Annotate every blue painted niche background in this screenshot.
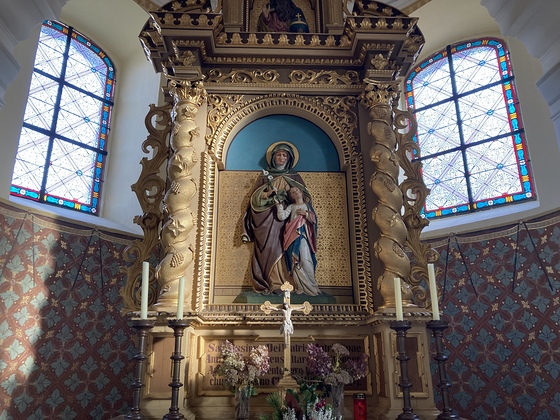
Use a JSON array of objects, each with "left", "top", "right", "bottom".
[{"left": 225, "top": 115, "right": 340, "bottom": 171}]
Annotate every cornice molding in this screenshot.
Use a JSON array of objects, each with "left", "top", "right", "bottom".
[
  {"left": 0, "top": 0, "right": 66, "bottom": 48},
  {"left": 140, "top": 11, "right": 424, "bottom": 82}
]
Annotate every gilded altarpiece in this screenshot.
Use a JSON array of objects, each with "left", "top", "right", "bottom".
[
  {"left": 130, "top": 0, "right": 432, "bottom": 321},
  {"left": 197, "top": 93, "right": 373, "bottom": 319},
  {"left": 130, "top": 1, "right": 438, "bottom": 418}
]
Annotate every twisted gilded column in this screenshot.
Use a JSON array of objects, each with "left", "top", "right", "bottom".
[
  {"left": 154, "top": 79, "right": 206, "bottom": 313},
  {"left": 359, "top": 79, "right": 413, "bottom": 310}
]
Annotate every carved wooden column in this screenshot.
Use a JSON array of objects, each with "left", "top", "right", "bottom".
[
  {"left": 323, "top": 0, "right": 344, "bottom": 34},
  {"left": 222, "top": 0, "right": 242, "bottom": 32},
  {"left": 394, "top": 105, "right": 439, "bottom": 296},
  {"left": 359, "top": 79, "right": 413, "bottom": 310},
  {"left": 154, "top": 79, "right": 206, "bottom": 313}
]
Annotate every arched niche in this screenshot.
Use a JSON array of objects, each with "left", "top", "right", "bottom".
[
  {"left": 225, "top": 115, "right": 339, "bottom": 171},
  {"left": 206, "top": 94, "right": 354, "bottom": 171}
]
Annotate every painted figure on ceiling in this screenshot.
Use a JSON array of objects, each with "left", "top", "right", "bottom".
[
  {"left": 242, "top": 142, "right": 320, "bottom": 296},
  {"left": 257, "top": 0, "right": 309, "bottom": 33}
]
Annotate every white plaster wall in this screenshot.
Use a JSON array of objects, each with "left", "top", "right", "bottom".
[
  {"left": 0, "top": 26, "right": 39, "bottom": 200},
  {"left": 0, "top": 0, "right": 67, "bottom": 107},
  {"left": 0, "top": 0, "right": 161, "bottom": 234},
  {"left": 99, "top": 61, "right": 164, "bottom": 232},
  {"left": 412, "top": 0, "right": 560, "bottom": 239}
]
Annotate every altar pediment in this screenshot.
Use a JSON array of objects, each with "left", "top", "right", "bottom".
[{"left": 139, "top": 0, "right": 424, "bottom": 82}]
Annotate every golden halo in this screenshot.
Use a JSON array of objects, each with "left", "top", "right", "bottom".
[{"left": 265, "top": 141, "right": 300, "bottom": 168}]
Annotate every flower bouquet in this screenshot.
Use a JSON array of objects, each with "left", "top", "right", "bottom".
[
  {"left": 215, "top": 340, "right": 270, "bottom": 419},
  {"left": 306, "top": 343, "right": 368, "bottom": 418},
  {"left": 306, "top": 343, "right": 368, "bottom": 386}
]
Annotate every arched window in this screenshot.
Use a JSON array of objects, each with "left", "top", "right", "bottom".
[
  {"left": 406, "top": 38, "right": 534, "bottom": 220},
  {"left": 10, "top": 20, "right": 115, "bottom": 215}
]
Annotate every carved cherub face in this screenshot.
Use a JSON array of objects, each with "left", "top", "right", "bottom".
[{"left": 288, "top": 186, "right": 304, "bottom": 203}]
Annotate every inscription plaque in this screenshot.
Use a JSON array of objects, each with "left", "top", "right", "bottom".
[{"left": 196, "top": 336, "right": 371, "bottom": 395}]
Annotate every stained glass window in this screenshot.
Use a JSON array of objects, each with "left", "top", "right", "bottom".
[
  {"left": 11, "top": 20, "right": 115, "bottom": 215},
  {"left": 406, "top": 38, "right": 534, "bottom": 220}
]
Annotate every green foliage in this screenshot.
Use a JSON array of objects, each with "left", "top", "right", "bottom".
[
  {"left": 258, "top": 380, "right": 330, "bottom": 420},
  {"left": 287, "top": 381, "right": 318, "bottom": 413},
  {"left": 259, "top": 392, "right": 284, "bottom": 420}
]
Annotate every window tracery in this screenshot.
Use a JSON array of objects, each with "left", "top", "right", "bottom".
[
  {"left": 11, "top": 20, "right": 115, "bottom": 215},
  {"left": 406, "top": 38, "right": 534, "bottom": 219}
]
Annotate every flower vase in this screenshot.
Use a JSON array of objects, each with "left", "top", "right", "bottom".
[
  {"left": 235, "top": 385, "right": 251, "bottom": 420},
  {"left": 331, "top": 383, "right": 344, "bottom": 419}
]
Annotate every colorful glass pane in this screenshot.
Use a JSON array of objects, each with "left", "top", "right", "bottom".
[
  {"left": 458, "top": 88, "right": 510, "bottom": 143},
  {"left": 58, "top": 85, "right": 103, "bottom": 147},
  {"left": 415, "top": 101, "right": 461, "bottom": 154},
  {"left": 45, "top": 139, "right": 97, "bottom": 203},
  {"left": 23, "top": 72, "right": 58, "bottom": 129},
  {"left": 66, "top": 38, "right": 107, "bottom": 97},
  {"left": 406, "top": 38, "right": 535, "bottom": 219},
  {"left": 423, "top": 151, "right": 468, "bottom": 210},
  {"left": 11, "top": 128, "right": 50, "bottom": 195},
  {"left": 34, "top": 23, "right": 67, "bottom": 78},
  {"left": 466, "top": 139, "right": 521, "bottom": 199},
  {"left": 407, "top": 51, "right": 451, "bottom": 109},
  {"left": 452, "top": 45, "right": 502, "bottom": 93},
  {"left": 10, "top": 20, "right": 114, "bottom": 215}
]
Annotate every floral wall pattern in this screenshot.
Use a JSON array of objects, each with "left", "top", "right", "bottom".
[
  {"left": 0, "top": 201, "right": 138, "bottom": 420},
  {"left": 1, "top": 197, "right": 560, "bottom": 419},
  {"left": 428, "top": 212, "right": 560, "bottom": 420}
]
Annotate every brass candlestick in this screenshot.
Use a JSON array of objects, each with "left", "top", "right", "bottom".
[
  {"left": 162, "top": 318, "right": 191, "bottom": 420},
  {"left": 125, "top": 318, "right": 156, "bottom": 420},
  {"left": 390, "top": 320, "right": 420, "bottom": 420},
  {"left": 427, "top": 320, "right": 459, "bottom": 420}
]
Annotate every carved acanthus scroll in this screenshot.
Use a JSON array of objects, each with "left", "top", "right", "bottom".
[
  {"left": 395, "top": 107, "right": 438, "bottom": 306},
  {"left": 122, "top": 104, "right": 172, "bottom": 313}
]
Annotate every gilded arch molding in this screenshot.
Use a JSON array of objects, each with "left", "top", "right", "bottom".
[
  {"left": 196, "top": 93, "right": 374, "bottom": 321},
  {"left": 205, "top": 93, "right": 359, "bottom": 169}
]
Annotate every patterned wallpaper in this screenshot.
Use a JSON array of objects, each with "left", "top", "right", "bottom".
[
  {"left": 0, "top": 202, "right": 137, "bottom": 419},
  {"left": 1, "top": 198, "right": 559, "bottom": 419},
  {"left": 428, "top": 212, "right": 560, "bottom": 420}
]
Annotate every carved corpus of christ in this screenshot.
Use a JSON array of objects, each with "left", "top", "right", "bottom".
[{"left": 260, "top": 282, "right": 313, "bottom": 378}]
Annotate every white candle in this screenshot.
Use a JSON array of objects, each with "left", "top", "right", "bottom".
[
  {"left": 141, "top": 261, "right": 149, "bottom": 319},
  {"left": 177, "top": 277, "right": 185, "bottom": 320},
  {"left": 394, "top": 277, "right": 403, "bottom": 321},
  {"left": 428, "top": 263, "right": 440, "bottom": 320}
]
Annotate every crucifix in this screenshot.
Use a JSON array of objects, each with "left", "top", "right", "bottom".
[{"left": 260, "top": 282, "right": 312, "bottom": 384}]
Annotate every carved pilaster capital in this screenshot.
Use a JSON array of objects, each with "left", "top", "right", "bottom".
[
  {"left": 359, "top": 78, "right": 400, "bottom": 109},
  {"left": 168, "top": 79, "right": 207, "bottom": 107}
]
